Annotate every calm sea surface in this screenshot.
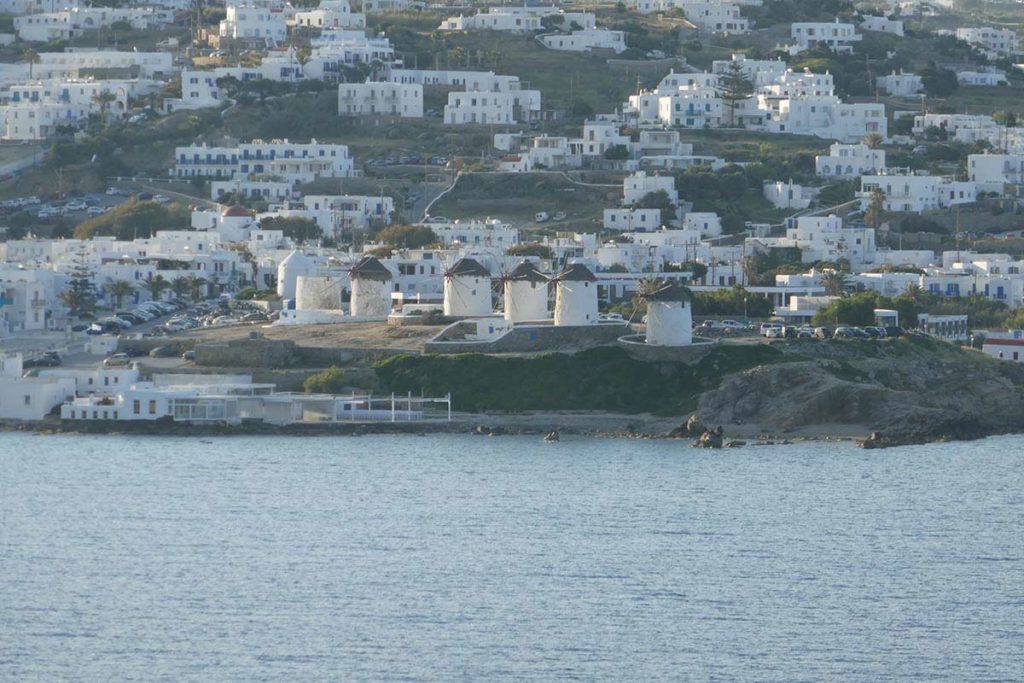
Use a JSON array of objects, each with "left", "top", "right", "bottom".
[{"left": 1, "top": 433, "right": 1022, "bottom": 681}]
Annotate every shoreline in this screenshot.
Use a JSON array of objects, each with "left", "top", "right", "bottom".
[
  {"left": 2, "top": 412, "right": 1017, "bottom": 449},
  {"left": 0, "top": 412, "right": 907, "bottom": 447}
]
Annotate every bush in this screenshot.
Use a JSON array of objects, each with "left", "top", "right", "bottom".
[{"left": 303, "top": 366, "right": 347, "bottom": 393}]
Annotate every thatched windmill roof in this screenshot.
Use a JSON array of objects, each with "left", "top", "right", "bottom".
[
  {"left": 552, "top": 262, "right": 596, "bottom": 283},
  {"left": 446, "top": 257, "right": 490, "bottom": 278},
  {"left": 349, "top": 256, "right": 392, "bottom": 281},
  {"left": 507, "top": 260, "right": 548, "bottom": 283}
]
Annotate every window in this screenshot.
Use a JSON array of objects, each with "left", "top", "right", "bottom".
[
  {"left": 149, "top": 400, "right": 156, "bottom": 414},
  {"left": 24, "top": 395, "right": 30, "bottom": 406}
]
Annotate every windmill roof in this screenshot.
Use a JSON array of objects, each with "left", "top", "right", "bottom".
[
  {"left": 554, "top": 263, "right": 596, "bottom": 282},
  {"left": 223, "top": 205, "right": 251, "bottom": 217},
  {"left": 509, "top": 260, "right": 547, "bottom": 283},
  {"left": 643, "top": 281, "right": 691, "bottom": 302},
  {"left": 349, "top": 256, "right": 392, "bottom": 281},
  {"left": 447, "top": 257, "right": 490, "bottom": 278}
]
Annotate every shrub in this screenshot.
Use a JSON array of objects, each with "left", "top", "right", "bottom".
[{"left": 303, "top": 366, "right": 347, "bottom": 393}]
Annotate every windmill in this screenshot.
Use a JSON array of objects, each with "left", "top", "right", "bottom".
[
  {"left": 635, "top": 278, "right": 693, "bottom": 346},
  {"left": 295, "top": 275, "right": 344, "bottom": 311},
  {"left": 499, "top": 260, "right": 550, "bottom": 323},
  {"left": 349, "top": 256, "right": 393, "bottom": 317},
  {"left": 551, "top": 262, "right": 598, "bottom": 326},
  {"left": 443, "top": 257, "right": 492, "bottom": 317}
]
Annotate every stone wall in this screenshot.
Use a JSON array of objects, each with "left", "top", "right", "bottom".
[
  {"left": 195, "top": 338, "right": 298, "bottom": 367},
  {"left": 424, "top": 323, "right": 628, "bottom": 354},
  {"left": 616, "top": 335, "right": 718, "bottom": 363}
]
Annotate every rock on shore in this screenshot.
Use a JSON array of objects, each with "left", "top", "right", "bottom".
[{"left": 696, "top": 338, "right": 1024, "bottom": 447}]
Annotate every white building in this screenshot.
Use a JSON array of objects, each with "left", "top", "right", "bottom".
[
  {"left": 815, "top": 142, "right": 886, "bottom": 177},
  {"left": 604, "top": 208, "right": 663, "bottom": 232},
  {"left": 677, "top": 1, "right": 749, "bottom": 34},
  {"left": 292, "top": 0, "right": 365, "bottom": 29},
  {"left": 967, "top": 153, "right": 1024, "bottom": 193},
  {"left": 219, "top": 3, "right": 288, "bottom": 46},
  {"left": 859, "top": 15, "right": 904, "bottom": 36},
  {"left": 763, "top": 180, "right": 817, "bottom": 210},
  {"left": 0, "top": 353, "right": 75, "bottom": 420},
  {"left": 540, "top": 29, "right": 627, "bottom": 54},
  {"left": 790, "top": 21, "right": 862, "bottom": 54},
  {"left": 956, "top": 70, "right": 1008, "bottom": 87},
  {"left": 338, "top": 81, "right": 423, "bottom": 117},
  {"left": 173, "top": 139, "right": 354, "bottom": 184},
  {"left": 876, "top": 70, "right": 922, "bottom": 97},
  {"left": 623, "top": 171, "right": 678, "bottom": 206},
  {"left": 443, "top": 91, "right": 515, "bottom": 125},
  {"left": 439, "top": 7, "right": 595, "bottom": 33},
  {"left": 786, "top": 215, "right": 876, "bottom": 267},
  {"left": 424, "top": 219, "right": 518, "bottom": 248},
  {"left": 955, "top": 27, "right": 1020, "bottom": 58},
  {"left": 982, "top": 335, "right": 1024, "bottom": 363},
  {"left": 860, "top": 170, "right": 977, "bottom": 212},
  {"left": 0, "top": 50, "right": 174, "bottom": 86}
]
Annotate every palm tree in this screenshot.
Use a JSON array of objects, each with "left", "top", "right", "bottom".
[
  {"left": 106, "top": 278, "right": 135, "bottom": 309},
  {"left": 23, "top": 48, "right": 39, "bottom": 80},
  {"left": 863, "top": 132, "right": 884, "bottom": 150},
  {"left": 186, "top": 275, "right": 208, "bottom": 302},
  {"left": 170, "top": 276, "right": 192, "bottom": 300},
  {"left": 140, "top": 273, "right": 170, "bottom": 302},
  {"left": 92, "top": 89, "right": 117, "bottom": 122},
  {"left": 820, "top": 270, "right": 849, "bottom": 296}
]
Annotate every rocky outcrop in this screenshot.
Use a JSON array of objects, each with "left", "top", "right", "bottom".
[
  {"left": 693, "top": 426, "right": 724, "bottom": 448},
  {"left": 696, "top": 338, "right": 1024, "bottom": 447}
]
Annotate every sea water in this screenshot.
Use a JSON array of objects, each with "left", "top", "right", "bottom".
[{"left": 1, "top": 433, "right": 1022, "bottom": 681}]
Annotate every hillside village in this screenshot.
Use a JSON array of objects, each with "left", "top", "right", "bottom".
[{"left": 2, "top": 0, "right": 1024, "bottom": 433}]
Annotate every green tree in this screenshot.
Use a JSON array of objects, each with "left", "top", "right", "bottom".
[
  {"left": 106, "top": 278, "right": 135, "bottom": 309},
  {"left": 23, "top": 48, "right": 39, "bottom": 79},
  {"left": 813, "top": 292, "right": 877, "bottom": 326},
  {"left": 170, "top": 276, "right": 192, "bottom": 299},
  {"left": 820, "top": 270, "right": 849, "bottom": 295},
  {"left": 635, "top": 189, "right": 677, "bottom": 220},
  {"left": 259, "top": 216, "right": 323, "bottom": 244},
  {"left": 865, "top": 188, "right": 885, "bottom": 229},
  {"left": 186, "top": 274, "right": 208, "bottom": 302},
  {"left": 303, "top": 366, "right": 347, "bottom": 393},
  {"left": 140, "top": 273, "right": 170, "bottom": 302},
  {"left": 863, "top": 132, "right": 884, "bottom": 149},
  {"left": 59, "top": 247, "right": 97, "bottom": 317},
  {"left": 508, "top": 243, "right": 554, "bottom": 259},
  {"left": 92, "top": 89, "right": 117, "bottom": 122},
  {"left": 376, "top": 224, "right": 438, "bottom": 249},
  {"left": 718, "top": 60, "right": 754, "bottom": 128},
  {"left": 921, "top": 63, "right": 958, "bottom": 98}
]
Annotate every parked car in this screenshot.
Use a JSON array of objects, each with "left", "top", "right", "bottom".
[
  {"left": 182, "top": 350, "right": 196, "bottom": 361},
  {"left": 760, "top": 323, "right": 783, "bottom": 337},
  {"left": 863, "top": 326, "right": 887, "bottom": 338},
  {"left": 102, "top": 353, "right": 133, "bottom": 367},
  {"left": 149, "top": 346, "right": 177, "bottom": 358},
  {"left": 884, "top": 326, "right": 907, "bottom": 337},
  {"left": 23, "top": 351, "right": 61, "bottom": 368},
  {"left": 797, "top": 326, "right": 815, "bottom": 338},
  {"left": 813, "top": 326, "right": 833, "bottom": 340}
]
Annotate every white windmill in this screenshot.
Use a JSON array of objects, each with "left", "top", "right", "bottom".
[
  {"left": 501, "top": 260, "right": 550, "bottom": 323},
  {"left": 443, "top": 257, "right": 493, "bottom": 317},
  {"left": 552, "top": 262, "right": 598, "bottom": 326},
  {"left": 276, "top": 249, "right": 312, "bottom": 300},
  {"left": 295, "top": 275, "right": 344, "bottom": 311},
  {"left": 637, "top": 279, "right": 693, "bottom": 346},
  {"left": 349, "top": 256, "right": 393, "bottom": 317}
]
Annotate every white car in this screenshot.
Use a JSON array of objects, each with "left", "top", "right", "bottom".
[
  {"left": 760, "top": 323, "right": 782, "bottom": 337},
  {"left": 719, "top": 320, "right": 744, "bottom": 329}
]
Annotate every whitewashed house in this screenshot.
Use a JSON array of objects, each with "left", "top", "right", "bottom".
[
  {"left": 859, "top": 15, "right": 903, "bottom": 36},
  {"left": 604, "top": 208, "right": 663, "bottom": 232},
  {"left": 876, "top": 71, "right": 922, "bottom": 96},
  {"left": 338, "top": 81, "right": 423, "bottom": 117},
  {"left": 815, "top": 142, "right": 886, "bottom": 177},
  {"left": 968, "top": 153, "right": 1024, "bottom": 193},
  {"left": 860, "top": 170, "right": 977, "bottom": 212},
  {"left": 623, "top": 171, "right": 678, "bottom": 206},
  {"left": 540, "top": 29, "right": 627, "bottom": 53},
  {"left": 0, "top": 353, "right": 75, "bottom": 421},
  {"left": 956, "top": 70, "right": 1009, "bottom": 87},
  {"left": 219, "top": 3, "right": 288, "bottom": 46},
  {"left": 677, "top": 1, "right": 749, "bottom": 34},
  {"left": 790, "top": 21, "right": 861, "bottom": 54},
  {"left": 955, "top": 27, "right": 1020, "bottom": 58}
]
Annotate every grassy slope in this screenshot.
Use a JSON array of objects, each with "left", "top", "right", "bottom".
[{"left": 374, "top": 344, "right": 787, "bottom": 414}]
